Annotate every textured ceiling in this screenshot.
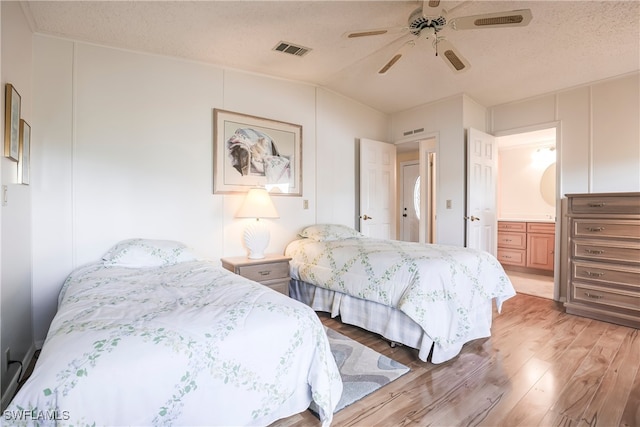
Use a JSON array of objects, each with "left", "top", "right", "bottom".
[{"left": 22, "top": 1, "right": 640, "bottom": 114}]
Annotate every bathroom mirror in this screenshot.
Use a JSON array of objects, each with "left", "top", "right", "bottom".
[{"left": 540, "top": 162, "right": 556, "bottom": 206}]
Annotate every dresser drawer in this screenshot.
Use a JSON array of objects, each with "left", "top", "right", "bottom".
[
  {"left": 572, "top": 283, "right": 640, "bottom": 313},
  {"left": 572, "top": 239, "right": 640, "bottom": 265},
  {"left": 527, "top": 222, "right": 555, "bottom": 234},
  {"left": 237, "top": 262, "right": 290, "bottom": 282},
  {"left": 572, "top": 219, "right": 640, "bottom": 240},
  {"left": 570, "top": 194, "right": 640, "bottom": 215},
  {"left": 498, "top": 221, "right": 526, "bottom": 232},
  {"left": 497, "top": 231, "right": 526, "bottom": 249},
  {"left": 497, "top": 248, "right": 526, "bottom": 267},
  {"left": 571, "top": 260, "right": 640, "bottom": 289}
]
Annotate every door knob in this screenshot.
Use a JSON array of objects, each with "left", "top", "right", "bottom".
[
  {"left": 464, "top": 216, "right": 480, "bottom": 221},
  {"left": 361, "top": 214, "right": 373, "bottom": 220}
]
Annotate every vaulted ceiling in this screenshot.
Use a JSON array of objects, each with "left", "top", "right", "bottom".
[{"left": 22, "top": 1, "right": 640, "bottom": 114}]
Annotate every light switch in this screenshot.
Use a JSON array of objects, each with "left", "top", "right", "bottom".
[
  {"left": 446, "top": 199, "right": 452, "bottom": 209},
  {"left": 2, "top": 185, "right": 7, "bottom": 206},
  {"left": 303, "top": 199, "right": 309, "bottom": 209}
]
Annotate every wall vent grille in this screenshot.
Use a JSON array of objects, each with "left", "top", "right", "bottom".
[
  {"left": 273, "top": 41, "right": 311, "bottom": 57},
  {"left": 403, "top": 128, "right": 425, "bottom": 137}
]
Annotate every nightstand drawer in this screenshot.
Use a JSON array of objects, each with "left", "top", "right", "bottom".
[
  {"left": 237, "top": 262, "right": 289, "bottom": 282},
  {"left": 264, "top": 279, "right": 290, "bottom": 296}
]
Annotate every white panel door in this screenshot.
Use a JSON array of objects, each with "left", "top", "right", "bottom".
[
  {"left": 360, "top": 138, "right": 397, "bottom": 239},
  {"left": 466, "top": 128, "right": 497, "bottom": 255},
  {"left": 401, "top": 161, "right": 420, "bottom": 242}
]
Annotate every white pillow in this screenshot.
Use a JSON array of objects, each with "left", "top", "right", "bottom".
[
  {"left": 299, "top": 224, "right": 364, "bottom": 241},
  {"left": 102, "top": 238, "right": 197, "bottom": 268}
]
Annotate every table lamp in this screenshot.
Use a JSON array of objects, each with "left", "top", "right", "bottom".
[{"left": 235, "top": 187, "right": 280, "bottom": 259}]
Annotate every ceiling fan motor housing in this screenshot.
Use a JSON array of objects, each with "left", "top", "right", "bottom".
[{"left": 409, "top": 7, "right": 446, "bottom": 36}]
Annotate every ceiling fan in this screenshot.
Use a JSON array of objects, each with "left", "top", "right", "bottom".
[{"left": 344, "top": 1, "right": 532, "bottom": 74}]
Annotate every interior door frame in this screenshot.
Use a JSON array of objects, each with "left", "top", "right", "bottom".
[
  {"left": 494, "top": 121, "right": 561, "bottom": 301},
  {"left": 395, "top": 133, "right": 438, "bottom": 244}
]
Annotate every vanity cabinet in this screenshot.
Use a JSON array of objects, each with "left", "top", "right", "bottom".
[
  {"left": 497, "top": 220, "right": 555, "bottom": 273},
  {"left": 564, "top": 192, "right": 640, "bottom": 329}
]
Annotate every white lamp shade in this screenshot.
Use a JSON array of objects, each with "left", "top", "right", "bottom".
[
  {"left": 236, "top": 188, "right": 279, "bottom": 259},
  {"left": 236, "top": 188, "right": 279, "bottom": 219}
]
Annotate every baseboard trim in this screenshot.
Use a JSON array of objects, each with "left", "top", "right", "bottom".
[{"left": 1, "top": 343, "right": 36, "bottom": 411}]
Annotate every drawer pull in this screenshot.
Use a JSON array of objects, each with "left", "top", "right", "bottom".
[
  {"left": 258, "top": 270, "right": 272, "bottom": 276},
  {"left": 584, "top": 271, "right": 605, "bottom": 277},
  {"left": 504, "top": 239, "right": 513, "bottom": 242},
  {"left": 502, "top": 255, "right": 512, "bottom": 259},
  {"left": 584, "top": 249, "right": 605, "bottom": 255},
  {"left": 586, "top": 227, "right": 605, "bottom": 232},
  {"left": 587, "top": 202, "right": 606, "bottom": 208},
  {"left": 584, "top": 292, "right": 603, "bottom": 299}
]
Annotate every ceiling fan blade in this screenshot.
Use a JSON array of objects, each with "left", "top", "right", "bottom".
[
  {"left": 422, "top": 0, "right": 444, "bottom": 17},
  {"left": 378, "top": 40, "right": 415, "bottom": 75},
  {"left": 450, "top": 9, "right": 532, "bottom": 30},
  {"left": 344, "top": 26, "right": 408, "bottom": 39},
  {"left": 435, "top": 39, "right": 470, "bottom": 73}
]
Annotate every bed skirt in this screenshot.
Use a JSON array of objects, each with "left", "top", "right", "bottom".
[{"left": 290, "top": 279, "right": 494, "bottom": 363}]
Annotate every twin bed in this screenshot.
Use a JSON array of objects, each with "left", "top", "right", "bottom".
[
  {"left": 7, "top": 239, "right": 341, "bottom": 426},
  {"left": 9, "top": 226, "right": 515, "bottom": 425},
  {"left": 285, "top": 224, "right": 516, "bottom": 364}
]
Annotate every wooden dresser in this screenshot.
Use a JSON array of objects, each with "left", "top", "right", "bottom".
[
  {"left": 497, "top": 220, "right": 555, "bottom": 273},
  {"left": 564, "top": 192, "right": 640, "bottom": 329}
]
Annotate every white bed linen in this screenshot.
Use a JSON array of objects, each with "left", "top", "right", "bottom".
[
  {"left": 286, "top": 237, "right": 516, "bottom": 363},
  {"left": 7, "top": 260, "right": 342, "bottom": 426}
]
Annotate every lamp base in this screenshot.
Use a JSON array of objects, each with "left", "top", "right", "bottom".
[{"left": 244, "top": 219, "right": 269, "bottom": 260}]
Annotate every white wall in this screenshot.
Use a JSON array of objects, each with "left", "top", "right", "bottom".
[
  {"left": 30, "top": 36, "right": 389, "bottom": 345},
  {"left": 1, "top": 1, "right": 35, "bottom": 407},
  {"left": 498, "top": 144, "right": 556, "bottom": 220},
  {"left": 391, "top": 95, "right": 488, "bottom": 246},
  {"left": 491, "top": 73, "right": 640, "bottom": 195},
  {"left": 316, "top": 88, "right": 390, "bottom": 227}
]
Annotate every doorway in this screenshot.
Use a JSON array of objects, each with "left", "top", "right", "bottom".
[
  {"left": 396, "top": 137, "right": 436, "bottom": 243},
  {"left": 496, "top": 126, "right": 557, "bottom": 300}
]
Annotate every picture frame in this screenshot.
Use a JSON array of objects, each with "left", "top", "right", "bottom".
[
  {"left": 19, "top": 119, "right": 31, "bottom": 185},
  {"left": 4, "top": 83, "right": 21, "bottom": 162},
  {"left": 213, "top": 109, "right": 302, "bottom": 195}
]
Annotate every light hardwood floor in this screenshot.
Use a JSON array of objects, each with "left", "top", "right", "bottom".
[{"left": 271, "top": 293, "right": 640, "bottom": 427}]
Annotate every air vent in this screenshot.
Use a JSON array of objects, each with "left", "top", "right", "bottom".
[
  {"left": 402, "top": 128, "right": 425, "bottom": 137},
  {"left": 273, "top": 41, "right": 311, "bottom": 57}
]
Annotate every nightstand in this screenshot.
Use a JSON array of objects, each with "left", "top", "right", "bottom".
[{"left": 220, "top": 254, "right": 292, "bottom": 296}]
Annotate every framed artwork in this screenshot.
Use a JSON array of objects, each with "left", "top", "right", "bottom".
[
  {"left": 213, "top": 109, "right": 302, "bottom": 195},
  {"left": 19, "top": 119, "right": 31, "bottom": 185},
  {"left": 4, "top": 83, "right": 21, "bottom": 162}
]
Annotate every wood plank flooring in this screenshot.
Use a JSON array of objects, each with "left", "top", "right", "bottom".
[{"left": 270, "top": 293, "right": 640, "bottom": 427}]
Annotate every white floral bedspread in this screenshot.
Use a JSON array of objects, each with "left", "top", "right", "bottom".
[
  {"left": 286, "top": 238, "right": 516, "bottom": 353},
  {"left": 7, "top": 261, "right": 342, "bottom": 426}
]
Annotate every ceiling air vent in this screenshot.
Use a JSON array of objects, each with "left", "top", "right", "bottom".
[{"left": 273, "top": 41, "right": 311, "bottom": 57}]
